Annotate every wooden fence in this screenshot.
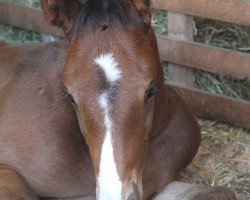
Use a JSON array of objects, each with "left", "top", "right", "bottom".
[{"left": 0, "top": 1, "right": 249, "bottom": 130}]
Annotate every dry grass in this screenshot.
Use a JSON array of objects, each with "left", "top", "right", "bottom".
[
  {"left": 0, "top": 24, "right": 41, "bottom": 44},
  {"left": 0, "top": 0, "right": 41, "bottom": 44},
  {"left": 0, "top": 0, "right": 40, "bottom": 7},
  {"left": 152, "top": 11, "right": 250, "bottom": 101},
  {"left": 181, "top": 120, "right": 250, "bottom": 200}
]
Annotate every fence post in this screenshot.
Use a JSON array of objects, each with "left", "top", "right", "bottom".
[{"left": 167, "top": 12, "right": 195, "bottom": 87}]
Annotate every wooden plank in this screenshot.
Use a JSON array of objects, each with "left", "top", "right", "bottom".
[
  {"left": 158, "top": 36, "right": 250, "bottom": 79},
  {"left": 167, "top": 12, "right": 195, "bottom": 87},
  {"left": 151, "top": 0, "right": 250, "bottom": 27},
  {"left": 167, "top": 84, "right": 250, "bottom": 130},
  {"left": 0, "top": 2, "right": 58, "bottom": 36}
]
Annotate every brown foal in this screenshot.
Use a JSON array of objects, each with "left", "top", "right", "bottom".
[{"left": 0, "top": 0, "right": 236, "bottom": 199}]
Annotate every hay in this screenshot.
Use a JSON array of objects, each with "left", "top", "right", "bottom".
[
  {"left": 152, "top": 10, "right": 250, "bottom": 101},
  {"left": 194, "top": 18, "right": 250, "bottom": 101},
  {"left": 180, "top": 119, "right": 250, "bottom": 200},
  {"left": 0, "top": 24, "right": 41, "bottom": 44},
  {"left": 195, "top": 70, "right": 250, "bottom": 101},
  {"left": 0, "top": 0, "right": 41, "bottom": 44},
  {"left": 0, "top": 0, "right": 40, "bottom": 7}
]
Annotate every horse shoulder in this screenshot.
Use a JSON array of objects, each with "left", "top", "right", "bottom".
[{"left": 143, "top": 86, "right": 201, "bottom": 198}]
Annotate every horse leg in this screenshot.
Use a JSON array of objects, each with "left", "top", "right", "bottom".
[
  {"left": 192, "top": 186, "right": 236, "bottom": 200},
  {"left": 153, "top": 181, "right": 236, "bottom": 200},
  {"left": 0, "top": 165, "right": 39, "bottom": 200},
  {"left": 143, "top": 89, "right": 201, "bottom": 198}
]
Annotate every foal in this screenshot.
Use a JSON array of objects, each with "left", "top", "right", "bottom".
[{"left": 0, "top": 0, "right": 235, "bottom": 199}]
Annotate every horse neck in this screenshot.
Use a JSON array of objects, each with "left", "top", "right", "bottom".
[
  {"left": 147, "top": 28, "right": 169, "bottom": 139},
  {"left": 149, "top": 64, "right": 169, "bottom": 139}
]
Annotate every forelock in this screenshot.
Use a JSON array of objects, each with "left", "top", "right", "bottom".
[{"left": 73, "top": 0, "right": 147, "bottom": 35}]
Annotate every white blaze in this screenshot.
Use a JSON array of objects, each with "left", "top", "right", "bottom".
[
  {"left": 94, "top": 53, "right": 122, "bottom": 83},
  {"left": 95, "top": 53, "right": 122, "bottom": 200}
]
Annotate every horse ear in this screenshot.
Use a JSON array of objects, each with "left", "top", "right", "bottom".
[
  {"left": 40, "top": 0, "right": 81, "bottom": 38},
  {"left": 133, "top": 0, "right": 151, "bottom": 24}
]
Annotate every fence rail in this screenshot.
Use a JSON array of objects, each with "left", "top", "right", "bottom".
[
  {"left": 151, "top": 0, "right": 250, "bottom": 26},
  {"left": 0, "top": 2, "right": 56, "bottom": 35},
  {"left": 169, "top": 84, "right": 250, "bottom": 130},
  {"left": 157, "top": 37, "right": 250, "bottom": 79},
  {"left": 0, "top": 1, "right": 249, "bottom": 130}
]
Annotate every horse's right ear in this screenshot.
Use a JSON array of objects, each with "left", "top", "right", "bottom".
[
  {"left": 40, "top": 0, "right": 81, "bottom": 38},
  {"left": 132, "top": 0, "right": 151, "bottom": 24}
]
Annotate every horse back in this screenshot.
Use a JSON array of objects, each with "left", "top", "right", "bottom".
[
  {"left": 0, "top": 41, "right": 95, "bottom": 197},
  {"left": 0, "top": 41, "right": 66, "bottom": 78}
]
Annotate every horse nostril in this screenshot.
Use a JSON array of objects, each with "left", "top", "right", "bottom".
[
  {"left": 127, "top": 194, "right": 142, "bottom": 200},
  {"left": 127, "top": 193, "right": 136, "bottom": 200},
  {"left": 126, "top": 182, "right": 142, "bottom": 200}
]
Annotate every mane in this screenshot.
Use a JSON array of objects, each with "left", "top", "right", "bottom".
[{"left": 73, "top": 0, "right": 144, "bottom": 34}]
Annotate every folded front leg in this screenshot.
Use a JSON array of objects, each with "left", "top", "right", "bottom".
[
  {"left": 193, "top": 185, "right": 236, "bottom": 200},
  {"left": 153, "top": 181, "right": 236, "bottom": 200},
  {"left": 0, "top": 164, "right": 39, "bottom": 200}
]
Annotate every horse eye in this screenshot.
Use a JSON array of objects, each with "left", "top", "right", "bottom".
[
  {"left": 144, "top": 83, "right": 157, "bottom": 103},
  {"left": 66, "top": 92, "right": 77, "bottom": 107}
]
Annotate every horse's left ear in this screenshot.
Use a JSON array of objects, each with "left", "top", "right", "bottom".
[
  {"left": 40, "top": 0, "right": 81, "bottom": 38},
  {"left": 133, "top": 0, "right": 151, "bottom": 24}
]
